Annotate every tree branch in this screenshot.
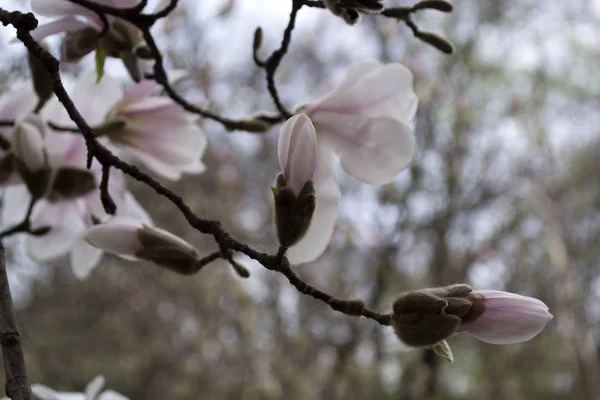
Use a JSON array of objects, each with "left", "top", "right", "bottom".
[{"left": 0, "top": 239, "right": 33, "bottom": 400}]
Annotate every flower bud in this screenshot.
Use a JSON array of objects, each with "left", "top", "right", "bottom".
[
  {"left": 412, "top": 0, "right": 454, "bottom": 12},
  {"left": 415, "top": 31, "right": 455, "bottom": 54},
  {"left": 48, "top": 168, "right": 96, "bottom": 201},
  {"left": 12, "top": 116, "right": 51, "bottom": 198},
  {"left": 85, "top": 218, "right": 204, "bottom": 275},
  {"left": 274, "top": 177, "right": 316, "bottom": 248},
  {"left": 27, "top": 44, "right": 53, "bottom": 111},
  {"left": 392, "top": 285, "right": 553, "bottom": 346},
  {"left": 275, "top": 114, "right": 318, "bottom": 248},
  {"left": 62, "top": 27, "right": 100, "bottom": 62},
  {"left": 253, "top": 27, "right": 263, "bottom": 52}
]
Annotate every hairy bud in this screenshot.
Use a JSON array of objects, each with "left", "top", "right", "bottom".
[
  {"left": 62, "top": 27, "right": 99, "bottom": 62},
  {"left": 27, "top": 44, "right": 53, "bottom": 111},
  {"left": 274, "top": 178, "right": 316, "bottom": 248},
  {"left": 48, "top": 168, "right": 96, "bottom": 201},
  {"left": 415, "top": 31, "right": 455, "bottom": 54},
  {"left": 412, "top": 0, "right": 454, "bottom": 12}
]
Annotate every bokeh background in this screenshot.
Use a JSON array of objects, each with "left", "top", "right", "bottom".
[{"left": 1, "top": 0, "right": 600, "bottom": 399}]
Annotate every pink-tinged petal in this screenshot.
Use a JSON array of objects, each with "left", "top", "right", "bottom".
[
  {"left": 119, "top": 97, "right": 175, "bottom": 115},
  {"left": 117, "top": 119, "right": 207, "bottom": 180},
  {"left": 278, "top": 114, "right": 317, "bottom": 194},
  {"left": 463, "top": 290, "right": 553, "bottom": 345},
  {"left": 114, "top": 80, "right": 160, "bottom": 111},
  {"left": 0, "top": 87, "right": 38, "bottom": 140},
  {"left": 84, "top": 217, "right": 144, "bottom": 256},
  {"left": 1, "top": 185, "right": 31, "bottom": 226},
  {"left": 332, "top": 60, "right": 382, "bottom": 92},
  {"left": 30, "top": 17, "right": 93, "bottom": 41},
  {"left": 287, "top": 148, "right": 340, "bottom": 264},
  {"left": 31, "top": 0, "right": 102, "bottom": 29},
  {"left": 70, "top": 237, "right": 104, "bottom": 279},
  {"left": 307, "top": 63, "right": 418, "bottom": 123},
  {"left": 31, "top": 384, "right": 78, "bottom": 400},
  {"left": 71, "top": 71, "right": 124, "bottom": 126},
  {"left": 27, "top": 201, "right": 87, "bottom": 261},
  {"left": 313, "top": 114, "right": 415, "bottom": 185},
  {"left": 12, "top": 118, "right": 47, "bottom": 172}
]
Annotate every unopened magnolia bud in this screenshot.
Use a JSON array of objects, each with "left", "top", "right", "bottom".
[
  {"left": 12, "top": 117, "right": 51, "bottom": 198},
  {"left": 274, "top": 179, "right": 316, "bottom": 248},
  {"left": 27, "top": 44, "right": 53, "bottom": 111},
  {"left": 253, "top": 27, "right": 263, "bottom": 52},
  {"left": 135, "top": 225, "right": 203, "bottom": 274},
  {"left": 62, "top": 27, "right": 99, "bottom": 62},
  {"left": 415, "top": 31, "right": 455, "bottom": 54},
  {"left": 100, "top": 21, "right": 137, "bottom": 56},
  {"left": 48, "top": 167, "right": 96, "bottom": 201},
  {"left": 412, "top": 0, "right": 454, "bottom": 12}
]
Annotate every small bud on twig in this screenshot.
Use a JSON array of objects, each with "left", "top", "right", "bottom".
[{"left": 415, "top": 31, "right": 455, "bottom": 54}]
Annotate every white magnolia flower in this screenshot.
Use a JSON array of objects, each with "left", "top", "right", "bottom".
[
  {"left": 2, "top": 131, "right": 150, "bottom": 279},
  {"left": 44, "top": 71, "right": 206, "bottom": 180},
  {"left": 29, "top": 375, "right": 128, "bottom": 400},
  {"left": 304, "top": 61, "right": 417, "bottom": 185},
  {"left": 459, "top": 290, "right": 554, "bottom": 345}
]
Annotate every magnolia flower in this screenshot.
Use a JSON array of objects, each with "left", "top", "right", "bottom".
[
  {"left": 30, "top": 0, "right": 143, "bottom": 60},
  {"left": 272, "top": 114, "right": 341, "bottom": 263},
  {"left": 2, "top": 131, "right": 149, "bottom": 279},
  {"left": 44, "top": 70, "right": 206, "bottom": 180},
  {"left": 458, "top": 290, "right": 554, "bottom": 345},
  {"left": 85, "top": 217, "right": 204, "bottom": 274},
  {"left": 391, "top": 285, "right": 552, "bottom": 346},
  {"left": 28, "top": 375, "right": 128, "bottom": 400},
  {"left": 304, "top": 61, "right": 417, "bottom": 185}
]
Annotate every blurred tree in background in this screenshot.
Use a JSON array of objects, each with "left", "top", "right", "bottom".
[{"left": 0, "top": 0, "right": 599, "bottom": 399}]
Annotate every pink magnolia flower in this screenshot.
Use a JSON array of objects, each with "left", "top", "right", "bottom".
[
  {"left": 304, "top": 61, "right": 417, "bottom": 185},
  {"left": 278, "top": 113, "right": 317, "bottom": 195},
  {"left": 28, "top": 375, "right": 129, "bottom": 400},
  {"left": 2, "top": 131, "right": 150, "bottom": 279},
  {"left": 44, "top": 70, "right": 206, "bottom": 180},
  {"left": 459, "top": 290, "right": 554, "bottom": 345}
]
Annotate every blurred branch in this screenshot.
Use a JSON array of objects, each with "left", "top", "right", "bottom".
[{"left": 0, "top": 239, "right": 33, "bottom": 400}]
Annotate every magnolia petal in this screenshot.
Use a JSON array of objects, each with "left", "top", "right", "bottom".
[
  {"left": 332, "top": 60, "right": 382, "bottom": 93},
  {"left": 27, "top": 201, "right": 86, "bottom": 261},
  {"left": 0, "top": 87, "right": 38, "bottom": 140},
  {"left": 31, "top": 0, "right": 102, "bottom": 29},
  {"left": 308, "top": 63, "right": 418, "bottom": 123},
  {"left": 463, "top": 290, "right": 553, "bottom": 345},
  {"left": 84, "top": 376, "right": 105, "bottom": 400},
  {"left": 31, "top": 17, "right": 93, "bottom": 41},
  {"left": 71, "top": 71, "right": 124, "bottom": 126},
  {"left": 278, "top": 114, "right": 317, "bottom": 194},
  {"left": 115, "top": 80, "right": 160, "bottom": 111},
  {"left": 287, "top": 148, "right": 340, "bottom": 264},
  {"left": 97, "top": 391, "right": 129, "bottom": 400},
  {"left": 85, "top": 217, "right": 144, "bottom": 256},
  {"left": 120, "top": 192, "right": 153, "bottom": 225},
  {"left": 314, "top": 114, "right": 415, "bottom": 185},
  {"left": 1, "top": 185, "right": 31, "bottom": 226},
  {"left": 31, "top": 384, "right": 85, "bottom": 400},
  {"left": 70, "top": 237, "right": 104, "bottom": 279}
]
